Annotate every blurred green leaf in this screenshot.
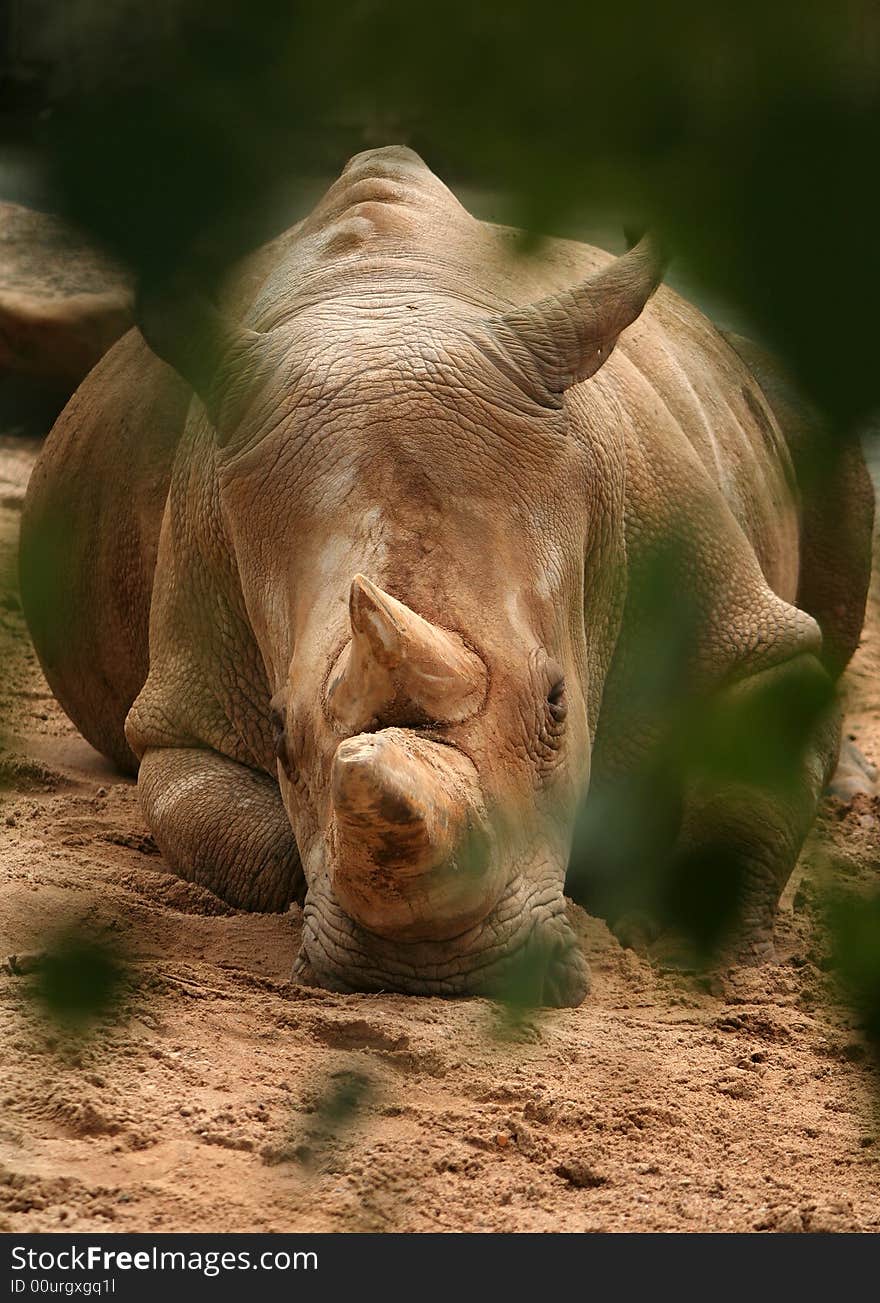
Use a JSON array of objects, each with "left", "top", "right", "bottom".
[
  {"left": 828, "top": 892, "right": 880, "bottom": 1050},
  {"left": 276, "top": 1066, "right": 375, "bottom": 1173},
  {"left": 28, "top": 926, "right": 129, "bottom": 1033},
  {"left": 489, "top": 929, "right": 559, "bottom": 1035},
  {"left": 313, "top": 1066, "right": 372, "bottom": 1132}
]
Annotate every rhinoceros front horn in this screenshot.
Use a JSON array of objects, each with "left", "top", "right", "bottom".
[
  {"left": 326, "top": 575, "right": 487, "bottom": 731},
  {"left": 330, "top": 728, "right": 495, "bottom": 941}
]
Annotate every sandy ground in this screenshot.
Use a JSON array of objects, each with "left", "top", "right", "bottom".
[{"left": 0, "top": 431, "right": 879, "bottom": 1234}]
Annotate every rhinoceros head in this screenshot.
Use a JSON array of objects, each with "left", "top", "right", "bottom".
[{"left": 140, "top": 227, "right": 662, "bottom": 1005}]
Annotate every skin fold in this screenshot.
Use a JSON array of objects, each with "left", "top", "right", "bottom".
[{"left": 20, "top": 147, "right": 874, "bottom": 1006}]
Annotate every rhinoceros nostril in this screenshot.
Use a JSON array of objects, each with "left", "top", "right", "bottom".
[{"left": 547, "top": 678, "right": 567, "bottom": 724}]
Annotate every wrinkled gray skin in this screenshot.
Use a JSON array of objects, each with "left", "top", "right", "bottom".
[{"left": 20, "top": 148, "right": 874, "bottom": 1005}]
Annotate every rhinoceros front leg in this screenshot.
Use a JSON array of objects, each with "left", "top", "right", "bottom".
[
  {"left": 138, "top": 748, "right": 304, "bottom": 912},
  {"left": 673, "top": 653, "right": 840, "bottom": 964}
]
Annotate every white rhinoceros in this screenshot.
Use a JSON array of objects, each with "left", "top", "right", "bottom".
[{"left": 20, "top": 147, "right": 874, "bottom": 1004}]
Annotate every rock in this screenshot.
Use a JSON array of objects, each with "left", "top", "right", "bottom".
[
  {"left": 803, "top": 1200, "right": 859, "bottom": 1233},
  {"left": 716, "top": 1072, "right": 760, "bottom": 1100},
  {"left": 0, "top": 202, "right": 132, "bottom": 420},
  {"left": 773, "top": 1208, "right": 805, "bottom": 1233},
  {"left": 554, "top": 1160, "right": 609, "bottom": 1189},
  {"left": 3, "top": 951, "right": 45, "bottom": 976}
]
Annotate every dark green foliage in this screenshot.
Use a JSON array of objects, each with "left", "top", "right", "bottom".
[
  {"left": 829, "top": 893, "right": 880, "bottom": 1049},
  {"left": 286, "top": 1068, "right": 374, "bottom": 1171},
  {"left": 16, "top": 0, "right": 879, "bottom": 434},
  {"left": 568, "top": 534, "right": 837, "bottom": 963},
  {"left": 313, "top": 1067, "right": 373, "bottom": 1132},
  {"left": 28, "top": 927, "right": 129, "bottom": 1033},
  {"left": 490, "top": 930, "right": 563, "bottom": 1037}
]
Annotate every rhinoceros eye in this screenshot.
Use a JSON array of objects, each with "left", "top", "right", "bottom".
[
  {"left": 269, "top": 703, "right": 286, "bottom": 746},
  {"left": 270, "top": 703, "right": 294, "bottom": 777},
  {"left": 547, "top": 677, "right": 567, "bottom": 724}
]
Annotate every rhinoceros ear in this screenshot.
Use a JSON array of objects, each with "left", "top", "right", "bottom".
[
  {"left": 492, "top": 235, "right": 666, "bottom": 398},
  {"left": 135, "top": 275, "right": 264, "bottom": 440}
]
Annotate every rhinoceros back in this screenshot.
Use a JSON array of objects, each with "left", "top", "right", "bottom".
[{"left": 20, "top": 330, "right": 189, "bottom": 772}]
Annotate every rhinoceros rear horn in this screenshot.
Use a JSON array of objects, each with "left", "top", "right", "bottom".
[
  {"left": 493, "top": 234, "right": 666, "bottom": 396},
  {"left": 326, "top": 576, "right": 487, "bottom": 731},
  {"left": 136, "top": 274, "right": 263, "bottom": 439}
]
